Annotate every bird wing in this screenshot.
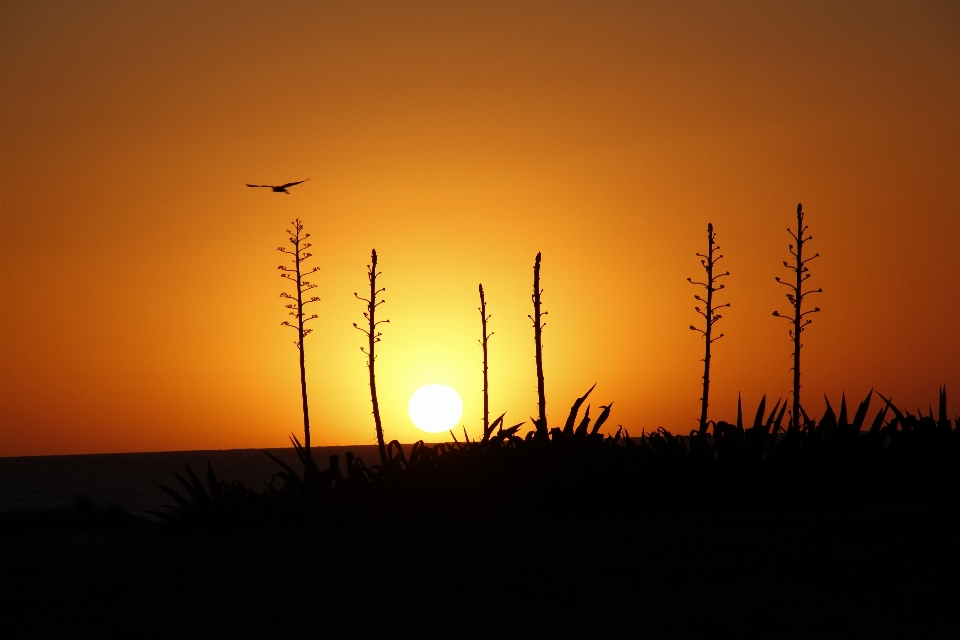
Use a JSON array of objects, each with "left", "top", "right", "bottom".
[
  {"left": 278, "top": 179, "right": 309, "bottom": 189},
  {"left": 246, "top": 184, "right": 273, "bottom": 188}
]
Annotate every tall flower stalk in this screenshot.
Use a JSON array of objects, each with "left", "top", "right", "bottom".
[
  {"left": 354, "top": 249, "right": 389, "bottom": 465},
  {"left": 278, "top": 219, "right": 320, "bottom": 459},
  {"left": 688, "top": 223, "right": 730, "bottom": 435},
  {"left": 529, "top": 252, "right": 548, "bottom": 437},
  {"left": 479, "top": 284, "right": 492, "bottom": 437},
  {"left": 773, "top": 203, "right": 822, "bottom": 430}
]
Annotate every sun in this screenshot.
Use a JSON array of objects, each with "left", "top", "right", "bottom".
[{"left": 408, "top": 384, "right": 463, "bottom": 434}]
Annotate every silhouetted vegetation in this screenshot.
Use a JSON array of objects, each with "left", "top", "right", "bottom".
[
  {"left": 151, "top": 384, "right": 959, "bottom": 530},
  {"left": 353, "top": 249, "right": 390, "bottom": 466},
  {"left": 529, "top": 252, "right": 548, "bottom": 437},
  {"left": 773, "top": 203, "right": 822, "bottom": 428},
  {"left": 9, "top": 229, "right": 960, "bottom": 640},
  {"left": 688, "top": 222, "right": 730, "bottom": 434},
  {"left": 478, "top": 283, "right": 492, "bottom": 437},
  {"left": 278, "top": 218, "right": 320, "bottom": 459},
  {"left": 144, "top": 231, "right": 960, "bottom": 530}
]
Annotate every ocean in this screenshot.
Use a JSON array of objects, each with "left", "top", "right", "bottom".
[{"left": 0, "top": 445, "right": 384, "bottom": 516}]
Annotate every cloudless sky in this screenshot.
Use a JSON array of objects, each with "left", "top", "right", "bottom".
[{"left": 2, "top": 1, "right": 958, "bottom": 455}]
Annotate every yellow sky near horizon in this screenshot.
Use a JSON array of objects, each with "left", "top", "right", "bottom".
[{"left": 1, "top": 1, "right": 958, "bottom": 456}]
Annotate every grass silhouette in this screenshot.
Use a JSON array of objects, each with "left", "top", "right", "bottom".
[
  {"left": 147, "top": 232, "right": 960, "bottom": 528},
  {"left": 153, "top": 386, "right": 959, "bottom": 527},
  {"left": 110, "top": 211, "right": 944, "bottom": 537},
  {"left": 7, "top": 238, "right": 960, "bottom": 640}
]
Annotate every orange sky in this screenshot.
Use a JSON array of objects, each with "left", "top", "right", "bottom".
[{"left": 2, "top": 1, "right": 958, "bottom": 456}]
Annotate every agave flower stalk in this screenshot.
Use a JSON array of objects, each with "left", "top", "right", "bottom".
[
  {"left": 528, "top": 252, "right": 548, "bottom": 437},
  {"left": 354, "top": 249, "right": 390, "bottom": 465},
  {"left": 773, "top": 203, "right": 822, "bottom": 430},
  {"left": 278, "top": 219, "right": 320, "bottom": 460},
  {"left": 688, "top": 223, "right": 730, "bottom": 435},
  {"left": 479, "top": 284, "right": 493, "bottom": 438}
]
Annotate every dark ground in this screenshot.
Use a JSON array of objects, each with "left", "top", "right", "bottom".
[{"left": 3, "top": 503, "right": 959, "bottom": 639}]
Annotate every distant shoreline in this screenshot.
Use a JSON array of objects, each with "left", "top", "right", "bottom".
[{"left": 0, "top": 445, "right": 393, "bottom": 514}]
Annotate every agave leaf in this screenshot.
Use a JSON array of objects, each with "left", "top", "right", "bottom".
[
  {"left": 262, "top": 449, "right": 303, "bottom": 486},
  {"left": 799, "top": 405, "right": 814, "bottom": 430},
  {"left": 606, "top": 426, "right": 622, "bottom": 444},
  {"left": 752, "top": 395, "right": 767, "bottom": 430},
  {"left": 736, "top": 393, "right": 743, "bottom": 431},
  {"left": 591, "top": 403, "right": 613, "bottom": 435},
  {"left": 564, "top": 383, "right": 597, "bottom": 435},
  {"left": 156, "top": 483, "right": 191, "bottom": 509},
  {"left": 353, "top": 456, "right": 375, "bottom": 480},
  {"left": 763, "top": 398, "right": 782, "bottom": 431},
  {"left": 850, "top": 389, "right": 873, "bottom": 432},
  {"left": 822, "top": 395, "right": 836, "bottom": 428},
  {"left": 409, "top": 440, "right": 426, "bottom": 468},
  {"left": 938, "top": 386, "right": 949, "bottom": 429},
  {"left": 877, "top": 392, "right": 906, "bottom": 426},
  {"left": 290, "top": 433, "right": 310, "bottom": 468},
  {"left": 207, "top": 462, "right": 225, "bottom": 502},
  {"left": 574, "top": 405, "right": 592, "bottom": 436},
  {"left": 289, "top": 433, "right": 321, "bottom": 482},
  {"left": 838, "top": 393, "right": 848, "bottom": 429},
  {"left": 387, "top": 440, "right": 408, "bottom": 466},
  {"left": 867, "top": 404, "right": 888, "bottom": 436},
  {"left": 178, "top": 467, "right": 211, "bottom": 506},
  {"left": 486, "top": 413, "right": 506, "bottom": 440},
  {"left": 502, "top": 422, "right": 524, "bottom": 437},
  {"left": 773, "top": 401, "right": 788, "bottom": 433}
]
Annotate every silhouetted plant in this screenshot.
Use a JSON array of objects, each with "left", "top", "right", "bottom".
[
  {"left": 151, "top": 462, "right": 255, "bottom": 523},
  {"left": 478, "top": 284, "right": 493, "bottom": 439},
  {"left": 528, "top": 252, "right": 548, "bottom": 437},
  {"left": 354, "top": 249, "right": 390, "bottom": 466},
  {"left": 155, "top": 383, "right": 959, "bottom": 527},
  {"left": 773, "top": 203, "right": 822, "bottom": 430},
  {"left": 688, "top": 222, "right": 730, "bottom": 435},
  {"left": 152, "top": 229, "right": 960, "bottom": 529},
  {"left": 278, "top": 218, "right": 321, "bottom": 459}
]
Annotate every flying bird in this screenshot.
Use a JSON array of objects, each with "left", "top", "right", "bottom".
[{"left": 246, "top": 179, "right": 309, "bottom": 194}]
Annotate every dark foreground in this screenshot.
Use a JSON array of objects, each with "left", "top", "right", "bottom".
[{"left": 3, "top": 504, "right": 959, "bottom": 639}]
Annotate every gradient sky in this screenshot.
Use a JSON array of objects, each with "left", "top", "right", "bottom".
[{"left": 2, "top": 1, "right": 958, "bottom": 456}]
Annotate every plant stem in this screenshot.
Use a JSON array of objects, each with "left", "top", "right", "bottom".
[
  {"left": 367, "top": 250, "right": 386, "bottom": 465},
  {"left": 698, "top": 225, "right": 715, "bottom": 434},
  {"left": 479, "top": 284, "right": 490, "bottom": 437},
  {"left": 532, "top": 252, "right": 547, "bottom": 436},
  {"left": 774, "top": 204, "right": 820, "bottom": 430},
  {"left": 792, "top": 207, "right": 805, "bottom": 429},
  {"left": 278, "top": 219, "right": 320, "bottom": 461},
  {"left": 294, "top": 232, "right": 312, "bottom": 459},
  {"left": 690, "top": 224, "right": 728, "bottom": 435}
]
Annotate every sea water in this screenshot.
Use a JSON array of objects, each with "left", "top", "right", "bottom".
[{"left": 0, "top": 445, "right": 383, "bottom": 515}]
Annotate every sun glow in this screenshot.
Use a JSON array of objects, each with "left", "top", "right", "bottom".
[{"left": 408, "top": 384, "right": 463, "bottom": 434}]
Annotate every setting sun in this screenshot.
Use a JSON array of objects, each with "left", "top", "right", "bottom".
[{"left": 408, "top": 385, "right": 463, "bottom": 434}]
